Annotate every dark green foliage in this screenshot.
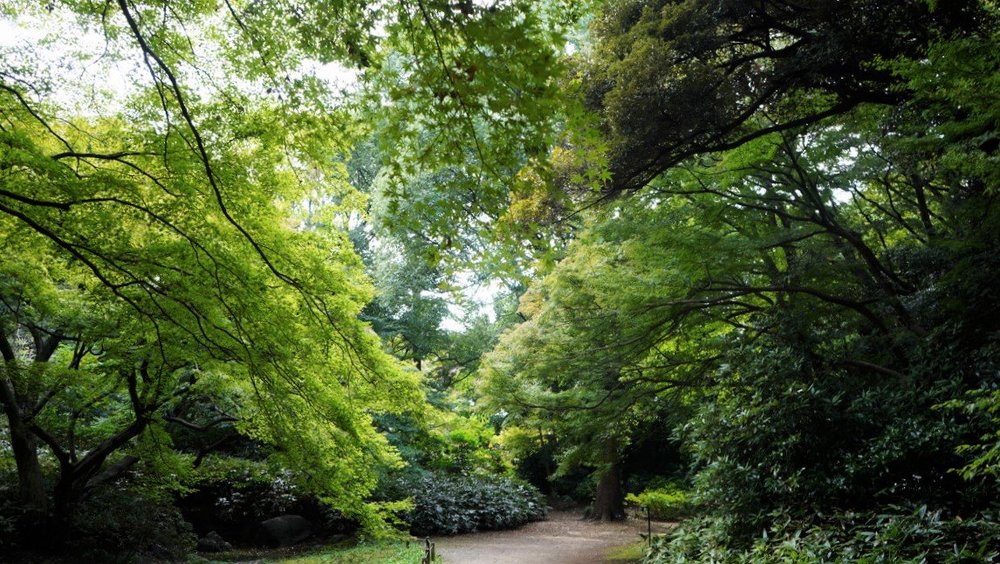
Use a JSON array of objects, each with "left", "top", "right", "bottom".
[
  {"left": 380, "top": 472, "right": 547, "bottom": 536},
  {"left": 682, "top": 331, "right": 993, "bottom": 543},
  {"left": 654, "top": 506, "right": 1000, "bottom": 563},
  {"left": 0, "top": 473, "right": 25, "bottom": 551},
  {"left": 67, "top": 486, "right": 196, "bottom": 563},
  {"left": 179, "top": 458, "right": 357, "bottom": 545},
  {"left": 581, "top": 0, "right": 993, "bottom": 195},
  {"left": 485, "top": 0, "right": 1000, "bottom": 550}
]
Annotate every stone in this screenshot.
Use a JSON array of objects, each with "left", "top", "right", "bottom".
[
  {"left": 257, "top": 514, "right": 312, "bottom": 547},
  {"left": 197, "top": 530, "right": 232, "bottom": 552}
]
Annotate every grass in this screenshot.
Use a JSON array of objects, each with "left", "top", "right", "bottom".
[
  {"left": 266, "top": 539, "right": 429, "bottom": 563},
  {"left": 199, "top": 538, "right": 432, "bottom": 564},
  {"left": 605, "top": 539, "right": 648, "bottom": 563}
]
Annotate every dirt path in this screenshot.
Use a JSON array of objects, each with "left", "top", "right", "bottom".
[{"left": 431, "top": 511, "right": 673, "bottom": 564}]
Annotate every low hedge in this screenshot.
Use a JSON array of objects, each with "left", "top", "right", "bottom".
[{"left": 381, "top": 472, "right": 547, "bottom": 536}]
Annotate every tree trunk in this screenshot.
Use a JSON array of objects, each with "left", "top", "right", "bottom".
[
  {"left": 592, "top": 461, "right": 625, "bottom": 521},
  {"left": 6, "top": 416, "right": 48, "bottom": 511},
  {"left": 0, "top": 368, "right": 48, "bottom": 513}
]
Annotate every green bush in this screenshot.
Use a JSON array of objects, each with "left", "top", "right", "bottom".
[
  {"left": 677, "top": 332, "right": 995, "bottom": 544},
  {"left": 0, "top": 483, "right": 24, "bottom": 552},
  {"left": 647, "top": 505, "right": 1000, "bottom": 563},
  {"left": 68, "top": 486, "right": 196, "bottom": 562},
  {"left": 625, "top": 482, "right": 692, "bottom": 521},
  {"left": 180, "top": 457, "right": 357, "bottom": 544},
  {"left": 380, "top": 471, "right": 547, "bottom": 536}
]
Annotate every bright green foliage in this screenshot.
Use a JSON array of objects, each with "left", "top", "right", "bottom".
[
  {"left": 377, "top": 402, "right": 503, "bottom": 477},
  {"left": 0, "top": 0, "right": 511, "bottom": 538},
  {"left": 625, "top": 482, "right": 691, "bottom": 521},
  {"left": 367, "top": 0, "right": 572, "bottom": 209},
  {"left": 355, "top": 1, "right": 602, "bottom": 278},
  {"left": 480, "top": 190, "right": 722, "bottom": 518},
  {"left": 944, "top": 389, "right": 1000, "bottom": 480},
  {"left": 0, "top": 114, "right": 422, "bottom": 526}
]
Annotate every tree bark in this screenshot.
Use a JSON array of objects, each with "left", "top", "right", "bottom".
[
  {"left": 2, "top": 405, "right": 48, "bottom": 512},
  {"left": 0, "top": 360, "right": 48, "bottom": 513},
  {"left": 592, "top": 461, "right": 625, "bottom": 521}
]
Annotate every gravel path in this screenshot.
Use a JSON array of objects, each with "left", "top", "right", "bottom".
[{"left": 431, "top": 510, "right": 673, "bottom": 564}]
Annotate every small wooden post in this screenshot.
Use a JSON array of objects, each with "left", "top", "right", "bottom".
[{"left": 646, "top": 506, "right": 652, "bottom": 547}]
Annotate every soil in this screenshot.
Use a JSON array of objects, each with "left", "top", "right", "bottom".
[{"left": 430, "top": 510, "right": 674, "bottom": 564}]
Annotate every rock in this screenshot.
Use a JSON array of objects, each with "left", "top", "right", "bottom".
[
  {"left": 257, "top": 514, "right": 312, "bottom": 547},
  {"left": 197, "top": 530, "right": 232, "bottom": 552},
  {"left": 325, "top": 533, "right": 348, "bottom": 544},
  {"left": 142, "top": 543, "right": 176, "bottom": 561}
]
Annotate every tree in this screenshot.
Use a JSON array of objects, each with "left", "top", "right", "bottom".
[
  {"left": 361, "top": 239, "right": 449, "bottom": 371},
  {"left": 480, "top": 190, "right": 727, "bottom": 520},
  {"left": 481, "top": 15, "right": 1000, "bottom": 521},
  {"left": 0, "top": 107, "right": 427, "bottom": 537},
  {"left": 3, "top": 0, "right": 576, "bottom": 540},
  {"left": 578, "top": 0, "right": 992, "bottom": 196}
]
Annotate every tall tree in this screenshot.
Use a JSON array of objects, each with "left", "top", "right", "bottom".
[{"left": 0, "top": 0, "right": 570, "bottom": 538}]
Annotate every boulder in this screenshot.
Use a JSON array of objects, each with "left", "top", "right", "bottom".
[
  {"left": 257, "top": 514, "right": 312, "bottom": 547},
  {"left": 197, "top": 530, "right": 232, "bottom": 552},
  {"left": 142, "top": 543, "right": 176, "bottom": 561}
]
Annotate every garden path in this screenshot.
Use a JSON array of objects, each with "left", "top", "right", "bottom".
[{"left": 431, "top": 510, "right": 673, "bottom": 564}]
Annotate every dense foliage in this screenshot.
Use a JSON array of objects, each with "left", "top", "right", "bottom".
[
  {"left": 0, "top": 0, "right": 564, "bottom": 555},
  {"left": 655, "top": 506, "right": 1000, "bottom": 563},
  {"left": 3, "top": 0, "right": 999, "bottom": 561},
  {"left": 477, "top": 0, "right": 1000, "bottom": 560},
  {"left": 381, "top": 471, "right": 547, "bottom": 536}
]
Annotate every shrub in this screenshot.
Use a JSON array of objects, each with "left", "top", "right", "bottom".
[
  {"left": 179, "top": 456, "right": 357, "bottom": 545},
  {"left": 380, "top": 471, "right": 547, "bottom": 536},
  {"left": 647, "top": 505, "right": 1000, "bottom": 563},
  {"left": 0, "top": 471, "right": 25, "bottom": 552},
  {"left": 0, "top": 493, "right": 23, "bottom": 552},
  {"left": 625, "top": 481, "right": 692, "bottom": 521},
  {"left": 678, "top": 334, "right": 994, "bottom": 544},
  {"left": 68, "top": 486, "right": 196, "bottom": 562}
]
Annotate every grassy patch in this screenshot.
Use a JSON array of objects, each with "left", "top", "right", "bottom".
[
  {"left": 198, "top": 538, "right": 430, "bottom": 564},
  {"left": 266, "top": 539, "right": 428, "bottom": 563},
  {"left": 605, "top": 540, "right": 647, "bottom": 563}
]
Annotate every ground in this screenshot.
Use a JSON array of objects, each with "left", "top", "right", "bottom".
[{"left": 430, "top": 510, "right": 674, "bottom": 564}]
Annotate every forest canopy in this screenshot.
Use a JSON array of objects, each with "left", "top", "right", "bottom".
[{"left": 2, "top": 0, "right": 999, "bottom": 561}]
